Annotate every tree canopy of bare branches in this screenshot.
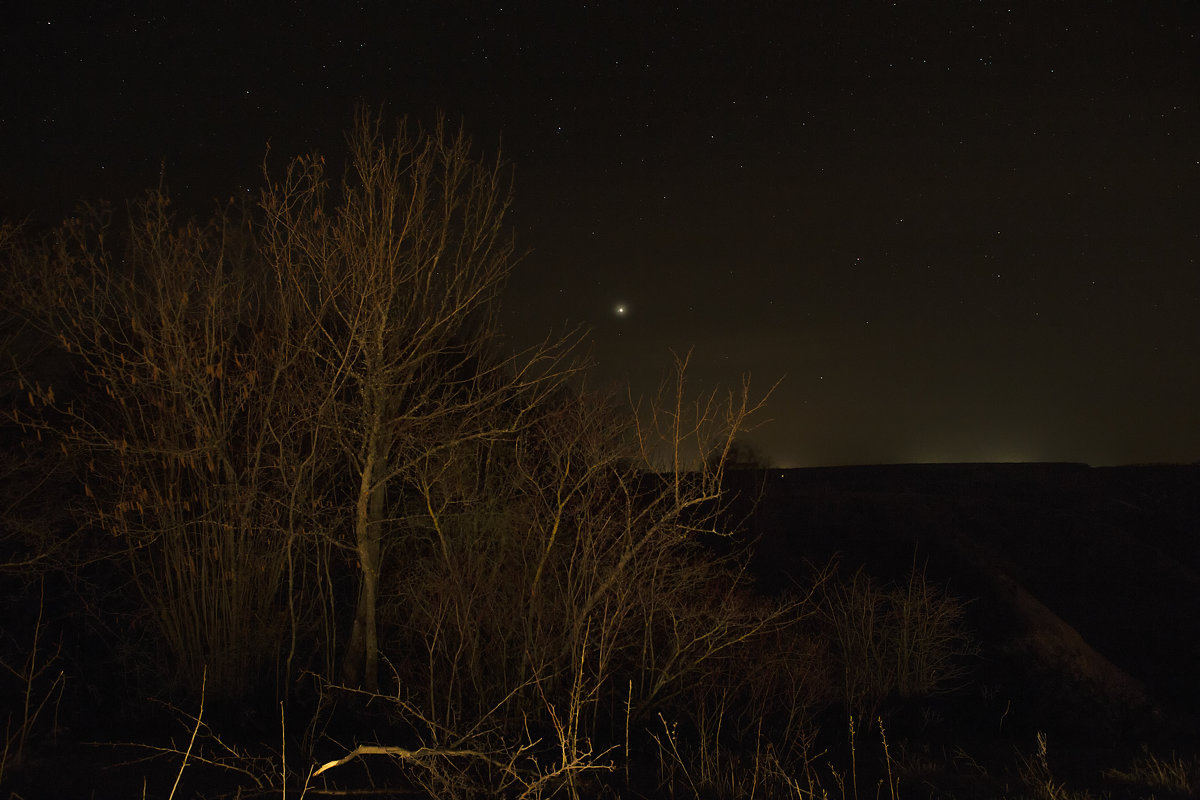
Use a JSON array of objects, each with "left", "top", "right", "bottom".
[
  {"left": 2, "top": 110, "right": 881, "bottom": 799},
  {"left": 8, "top": 110, "right": 583, "bottom": 699}
]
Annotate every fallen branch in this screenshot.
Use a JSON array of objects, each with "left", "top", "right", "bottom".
[{"left": 311, "top": 744, "right": 510, "bottom": 778}]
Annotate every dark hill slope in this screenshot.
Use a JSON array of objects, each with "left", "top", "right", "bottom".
[{"left": 722, "top": 462, "right": 1200, "bottom": 735}]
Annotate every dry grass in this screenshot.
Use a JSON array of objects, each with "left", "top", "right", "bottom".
[
  {"left": 1103, "top": 745, "right": 1198, "bottom": 796},
  {"left": 0, "top": 578, "right": 65, "bottom": 785}
]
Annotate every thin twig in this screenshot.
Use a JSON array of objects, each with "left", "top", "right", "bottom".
[{"left": 166, "top": 668, "right": 205, "bottom": 800}]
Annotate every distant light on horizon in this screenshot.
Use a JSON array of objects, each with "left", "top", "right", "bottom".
[
  {"left": 764, "top": 438, "right": 1055, "bottom": 469},
  {"left": 903, "top": 445, "right": 1049, "bottom": 466}
]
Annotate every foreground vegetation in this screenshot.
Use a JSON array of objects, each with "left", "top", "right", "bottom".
[{"left": 1, "top": 111, "right": 1194, "bottom": 798}]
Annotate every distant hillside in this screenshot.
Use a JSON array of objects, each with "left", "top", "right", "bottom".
[{"left": 721, "top": 462, "right": 1200, "bottom": 738}]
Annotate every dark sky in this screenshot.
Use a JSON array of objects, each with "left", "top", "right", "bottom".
[{"left": 4, "top": 3, "right": 1198, "bottom": 467}]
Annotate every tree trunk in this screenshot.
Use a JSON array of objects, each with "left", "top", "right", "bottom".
[{"left": 344, "top": 430, "right": 386, "bottom": 692}]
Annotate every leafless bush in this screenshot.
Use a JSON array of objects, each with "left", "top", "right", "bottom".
[
  {"left": 8, "top": 192, "right": 301, "bottom": 699},
  {"left": 822, "top": 559, "right": 975, "bottom": 717},
  {"left": 359, "top": 352, "right": 820, "bottom": 797}
]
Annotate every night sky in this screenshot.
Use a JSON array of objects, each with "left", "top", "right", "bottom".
[{"left": 4, "top": 3, "right": 1198, "bottom": 467}]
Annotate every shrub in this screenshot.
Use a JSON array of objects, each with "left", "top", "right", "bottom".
[{"left": 822, "top": 559, "right": 976, "bottom": 716}]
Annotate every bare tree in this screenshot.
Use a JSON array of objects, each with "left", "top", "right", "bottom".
[
  {"left": 5, "top": 114, "right": 842, "bottom": 796},
  {"left": 258, "top": 109, "right": 581, "bottom": 692},
  {"left": 7, "top": 111, "right": 579, "bottom": 699}
]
